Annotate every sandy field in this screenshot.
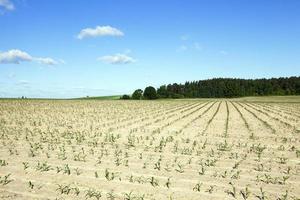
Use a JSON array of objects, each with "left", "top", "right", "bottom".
[{"left": 0, "top": 98, "right": 299, "bottom": 200}]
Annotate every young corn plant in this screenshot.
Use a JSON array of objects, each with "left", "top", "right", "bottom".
[
  {"left": 198, "top": 164, "right": 205, "bottom": 175},
  {"left": 22, "top": 162, "right": 29, "bottom": 170},
  {"left": 255, "top": 187, "right": 267, "bottom": 200},
  {"left": 75, "top": 167, "right": 82, "bottom": 175},
  {"left": 296, "top": 149, "right": 300, "bottom": 158},
  {"left": 154, "top": 159, "right": 161, "bottom": 170},
  {"left": 62, "top": 164, "right": 70, "bottom": 175},
  {"left": 0, "top": 159, "right": 8, "bottom": 166},
  {"left": 106, "top": 190, "right": 116, "bottom": 200},
  {"left": 36, "top": 161, "right": 52, "bottom": 172},
  {"left": 193, "top": 182, "right": 203, "bottom": 192},
  {"left": 105, "top": 168, "right": 112, "bottom": 181},
  {"left": 123, "top": 191, "right": 135, "bottom": 200},
  {"left": 165, "top": 177, "right": 171, "bottom": 189},
  {"left": 175, "top": 163, "right": 184, "bottom": 173},
  {"left": 72, "top": 187, "right": 80, "bottom": 196},
  {"left": 56, "top": 184, "right": 72, "bottom": 195},
  {"left": 0, "top": 173, "right": 13, "bottom": 185},
  {"left": 85, "top": 188, "right": 102, "bottom": 200},
  {"left": 278, "top": 156, "right": 288, "bottom": 164},
  {"left": 148, "top": 176, "right": 159, "bottom": 187},
  {"left": 28, "top": 181, "right": 34, "bottom": 189},
  {"left": 225, "top": 182, "right": 237, "bottom": 198},
  {"left": 280, "top": 176, "right": 290, "bottom": 185},
  {"left": 164, "top": 163, "right": 171, "bottom": 172},
  {"left": 94, "top": 171, "right": 99, "bottom": 178},
  {"left": 278, "top": 190, "right": 288, "bottom": 200},
  {"left": 251, "top": 144, "right": 266, "bottom": 162},
  {"left": 240, "top": 185, "right": 251, "bottom": 200},
  {"left": 217, "top": 140, "right": 231, "bottom": 151},
  {"left": 206, "top": 185, "right": 215, "bottom": 194},
  {"left": 231, "top": 170, "right": 241, "bottom": 180}
]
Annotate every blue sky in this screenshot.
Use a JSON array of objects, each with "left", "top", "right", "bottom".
[{"left": 0, "top": 0, "right": 300, "bottom": 98}]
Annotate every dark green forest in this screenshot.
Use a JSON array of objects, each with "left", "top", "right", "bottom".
[{"left": 123, "top": 76, "right": 300, "bottom": 99}]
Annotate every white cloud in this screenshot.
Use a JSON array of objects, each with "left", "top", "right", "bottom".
[
  {"left": 77, "top": 25, "right": 124, "bottom": 39},
  {"left": 0, "top": 0, "right": 14, "bottom": 11},
  {"left": 0, "top": 49, "right": 32, "bottom": 64},
  {"left": 0, "top": 49, "right": 61, "bottom": 65},
  {"left": 98, "top": 54, "right": 136, "bottom": 64},
  {"left": 35, "top": 57, "right": 58, "bottom": 65}
]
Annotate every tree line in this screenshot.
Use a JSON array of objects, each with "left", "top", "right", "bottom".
[{"left": 120, "top": 76, "right": 300, "bottom": 99}]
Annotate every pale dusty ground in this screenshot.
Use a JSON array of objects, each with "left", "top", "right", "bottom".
[{"left": 0, "top": 99, "right": 299, "bottom": 200}]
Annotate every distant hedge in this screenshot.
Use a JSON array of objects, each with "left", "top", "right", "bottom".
[
  {"left": 127, "top": 76, "right": 300, "bottom": 99},
  {"left": 158, "top": 76, "right": 300, "bottom": 98}
]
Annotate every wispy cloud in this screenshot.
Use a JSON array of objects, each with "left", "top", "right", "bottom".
[
  {"left": 176, "top": 45, "right": 188, "bottom": 52},
  {"left": 0, "top": 49, "right": 61, "bottom": 65},
  {"left": 98, "top": 53, "right": 136, "bottom": 64},
  {"left": 194, "top": 42, "right": 203, "bottom": 51},
  {"left": 17, "top": 80, "right": 29, "bottom": 85},
  {"left": 0, "top": 0, "right": 14, "bottom": 11},
  {"left": 35, "top": 57, "right": 58, "bottom": 65},
  {"left": 220, "top": 50, "right": 228, "bottom": 55},
  {"left": 178, "top": 34, "right": 204, "bottom": 52},
  {"left": 16, "top": 80, "right": 30, "bottom": 88},
  {"left": 180, "top": 34, "right": 189, "bottom": 41},
  {"left": 77, "top": 25, "right": 124, "bottom": 39},
  {"left": 8, "top": 72, "right": 16, "bottom": 78}
]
